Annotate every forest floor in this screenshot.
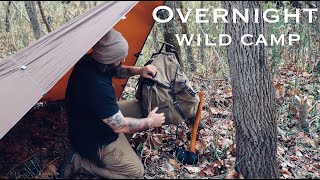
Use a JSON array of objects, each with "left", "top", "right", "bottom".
[{"left": 0, "top": 66, "right": 319, "bottom": 179}]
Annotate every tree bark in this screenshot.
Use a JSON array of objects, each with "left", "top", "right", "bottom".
[
  {"left": 5, "top": 1, "right": 12, "bottom": 32},
  {"left": 161, "top": 1, "right": 184, "bottom": 69},
  {"left": 24, "top": 1, "right": 41, "bottom": 39},
  {"left": 222, "top": 1, "right": 278, "bottom": 179},
  {"left": 316, "top": 1, "right": 320, "bottom": 72},
  {"left": 152, "top": 25, "right": 159, "bottom": 50},
  {"left": 177, "top": 1, "right": 196, "bottom": 72},
  {"left": 37, "top": 1, "right": 51, "bottom": 33},
  {"left": 199, "top": 1, "right": 205, "bottom": 64},
  {"left": 317, "top": 1, "right": 320, "bottom": 39}
]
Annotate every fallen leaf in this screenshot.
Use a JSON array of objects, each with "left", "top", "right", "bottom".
[
  {"left": 238, "top": 172, "right": 245, "bottom": 179},
  {"left": 275, "top": 83, "right": 283, "bottom": 91},
  {"left": 152, "top": 134, "right": 164, "bottom": 147},
  {"left": 280, "top": 159, "right": 296, "bottom": 169},
  {"left": 199, "top": 157, "right": 209, "bottom": 168},
  {"left": 199, "top": 170, "right": 206, "bottom": 177},
  {"left": 199, "top": 129, "right": 208, "bottom": 136},
  {"left": 302, "top": 72, "right": 310, "bottom": 77},
  {"left": 169, "top": 158, "right": 180, "bottom": 169},
  {"left": 280, "top": 161, "right": 288, "bottom": 168},
  {"left": 283, "top": 174, "right": 291, "bottom": 178},
  {"left": 225, "top": 170, "right": 237, "bottom": 179},
  {"left": 304, "top": 137, "right": 317, "bottom": 148},
  {"left": 151, "top": 155, "right": 160, "bottom": 161},
  {"left": 203, "top": 166, "right": 215, "bottom": 176},
  {"left": 277, "top": 127, "right": 286, "bottom": 138},
  {"left": 126, "top": 86, "right": 135, "bottom": 92},
  {"left": 230, "top": 146, "right": 237, "bottom": 157},
  {"left": 223, "top": 90, "right": 233, "bottom": 99},
  {"left": 162, "top": 147, "right": 173, "bottom": 152},
  {"left": 295, "top": 151, "right": 303, "bottom": 157},
  {"left": 313, "top": 163, "right": 320, "bottom": 170},
  {"left": 287, "top": 161, "right": 296, "bottom": 168},
  {"left": 213, "top": 158, "right": 223, "bottom": 168},
  {"left": 219, "top": 130, "right": 229, "bottom": 137},
  {"left": 169, "top": 159, "right": 176, "bottom": 165},
  {"left": 196, "top": 139, "right": 207, "bottom": 153},
  {"left": 220, "top": 109, "right": 231, "bottom": 116},
  {"left": 219, "top": 137, "right": 233, "bottom": 149},
  {"left": 185, "top": 166, "right": 201, "bottom": 173},
  {"left": 210, "top": 107, "right": 219, "bottom": 115},
  {"left": 278, "top": 146, "right": 285, "bottom": 155},
  {"left": 307, "top": 165, "right": 314, "bottom": 171},
  {"left": 151, "top": 150, "right": 159, "bottom": 156},
  {"left": 289, "top": 156, "right": 299, "bottom": 161},
  {"left": 281, "top": 168, "right": 291, "bottom": 176},
  {"left": 162, "top": 162, "right": 174, "bottom": 173},
  {"left": 225, "top": 170, "right": 244, "bottom": 179}
]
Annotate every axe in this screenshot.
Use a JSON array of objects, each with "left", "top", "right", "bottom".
[{"left": 176, "top": 90, "right": 205, "bottom": 164}]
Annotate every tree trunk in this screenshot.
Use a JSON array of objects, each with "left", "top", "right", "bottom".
[
  {"left": 37, "top": 1, "right": 51, "bottom": 33},
  {"left": 152, "top": 25, "right": 159, "bottom": 50},
  {"left": 25, "top": 1, "right": 41, "bottom": 39},
  {"left": 316, "top": 1, "right": 320, "bottom": 73},
  {"left": 199, "top": 1, "right": 205, "bottom": 64},
  {"left": 5, "top": 2, "right": 11, "bottom": 31},
  {"left": 222, "top": 1, "right": 278, "bottom": 179},
  {"left": 177, "top": 1, "right": 196, "bottom": 72},
  {"left": 161, "top": 1, "right": 184, "bottom": 69},
  {"left": 317, "top": 1, "right": 320, "bottom": 42},
  {"left": 5, "top": 1, "right": 12, "bottom": 32}
]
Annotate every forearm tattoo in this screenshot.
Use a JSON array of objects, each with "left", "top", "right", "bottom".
[
  {"left": 103, "top": 110, "right": 150, "bottom": 133},
  {"left": 127, "top": 121, "right": 149, "bottom": 133},
  {"left": 114, "top": 66, "right": 132, "bottom": 79},
  {"left": 103, "top": 111, "right": 126, "bottom": 130}
]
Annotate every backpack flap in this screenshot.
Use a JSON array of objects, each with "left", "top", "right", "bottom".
[{"left": 135, "top": 44, "right": 199, "bottom": 125}]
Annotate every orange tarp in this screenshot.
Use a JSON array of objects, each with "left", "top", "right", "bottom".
[
  {"left": 41, "top": 1, "right": 164, "bottom": 101},
  {"left": 0, "top": 1, "right": 164, "bottom": 139}
]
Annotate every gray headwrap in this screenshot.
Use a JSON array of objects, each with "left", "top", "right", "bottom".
[{"left": 92, "top": 28, "right": 129, "bottom": 65}]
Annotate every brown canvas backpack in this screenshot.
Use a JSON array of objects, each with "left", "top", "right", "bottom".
[{"left": 136, "top": 43, "right": 199, "bottom": 125}]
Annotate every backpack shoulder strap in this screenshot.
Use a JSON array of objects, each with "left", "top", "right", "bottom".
[{"left": 169, "top": 64, "right": 191, "bottom": 125}]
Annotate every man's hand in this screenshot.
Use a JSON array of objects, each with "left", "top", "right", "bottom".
[
  {"left": 147, "top": 107, "right": 165, "bottom": 128},
  {"left": 115, "top": 64, "right": 157, "bottom": 79},
  {"left": 102, "top": 108, "right": 165, "bottom": 134},
  {"left": 140, "top": 65, "right": 157, "bottom": 79}
]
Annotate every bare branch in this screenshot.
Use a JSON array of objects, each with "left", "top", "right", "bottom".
[
  {"left": 37, "top": 1, "right": 51, "bottom": 33},
  {"left": 12, "top": 1, "right": 30, "bottom": 21}
]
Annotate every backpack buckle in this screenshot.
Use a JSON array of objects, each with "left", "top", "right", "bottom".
[
  {"left": 178, "top": 81, "right": 186, "bottom": 88},
  {"left": 188, "top": 89, "right": 197, "bottom": 97}
]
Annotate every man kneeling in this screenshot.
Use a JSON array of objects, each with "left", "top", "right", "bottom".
[{"left": 62, "top": 28, "right": 165, "bottom": 179}]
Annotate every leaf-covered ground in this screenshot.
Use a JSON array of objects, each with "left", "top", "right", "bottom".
[{"left": 0, "top": 67, "right": 319, "bottom": 179}]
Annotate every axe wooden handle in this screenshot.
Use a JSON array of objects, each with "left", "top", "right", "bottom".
[{"left": 189, "top": 91, "right": 205, "bottom": 153}]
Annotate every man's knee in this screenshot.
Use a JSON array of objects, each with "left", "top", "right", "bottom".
[{"left": 118, "top": 99, "right": 143, "bottom": 118}]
